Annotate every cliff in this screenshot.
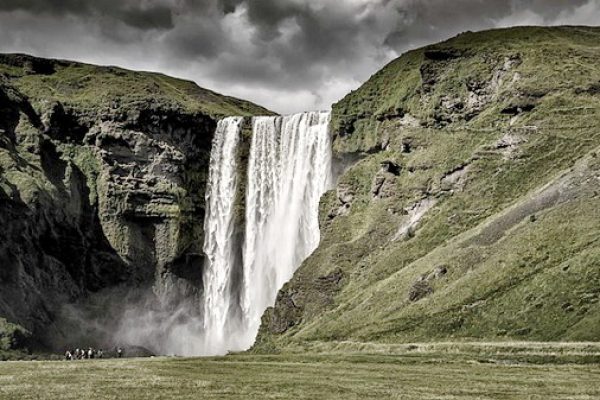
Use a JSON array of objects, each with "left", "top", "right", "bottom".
[
  {"left": 256, "top": 26, "right": 600, "bottom": 350},
  {"left": 0, "top": 54, "right": 272, "bottom": 350}
]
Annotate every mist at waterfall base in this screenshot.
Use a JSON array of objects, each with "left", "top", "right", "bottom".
[
  {"left": 54, "top": 285, "right": 216, "bottom": 356},
  {"left": 71, "top": 112, "right": 333, "bottom": 356}
]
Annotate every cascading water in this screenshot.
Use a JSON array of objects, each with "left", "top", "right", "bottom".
[
  {"left": 201, "top": 111, "right": 332, "bottom": 355},
  {"left": 201, "top": 116, "right": 244, "bottom": 354},
  {"left": 241, "top": 111, "right": 332, "bottom": 341}
]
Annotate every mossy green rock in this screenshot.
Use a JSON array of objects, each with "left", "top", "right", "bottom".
[
  {"left": 0, "top": 318, "right": 30, "bottom": 353},
  {"left": 0, "top": 54, "right": 272, "bottom": 347},
  {"left": 256, "top": 26, "right": 600, "bottom": 350}
]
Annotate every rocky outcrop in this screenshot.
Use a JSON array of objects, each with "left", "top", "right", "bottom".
[
  {"left": 327, "top": 184, "right": 354, "bottom": 218},
  {"left": 91, "top": 111, "right": 216, "bottom": 306},
  {"left": 371, "top": 160, "right": 401, "bottom": 199},
  {"left": 408, "top": 265, "right": 448, "bottom": 302}
]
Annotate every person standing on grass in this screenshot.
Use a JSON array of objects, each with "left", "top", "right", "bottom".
[{"left": 117, "top": 347, "right": 123, "bottom": 358}]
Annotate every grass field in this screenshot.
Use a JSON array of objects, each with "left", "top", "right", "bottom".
[{"left": 1, "top": 343, "right": 599, "bottom": 399}]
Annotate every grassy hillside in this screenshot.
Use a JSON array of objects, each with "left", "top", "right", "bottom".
[
  {"left": 256, "top": 26, "right": 600, "bottom": 350},
  {"left": 0, "top": 54, "right": 270, "bottom": 119}
]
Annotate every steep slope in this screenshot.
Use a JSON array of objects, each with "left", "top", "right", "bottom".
[
  {"left": 0, "top": 54, "right": 272, "bottom": 350},
  {"left": 256, "top": 26, "right": 600, "bottom": 350}
]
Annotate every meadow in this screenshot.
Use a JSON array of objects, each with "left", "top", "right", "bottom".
[{"left": 1, "top": 342, "right": 599, "bottom": 399}]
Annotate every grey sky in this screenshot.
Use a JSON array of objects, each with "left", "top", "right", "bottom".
[{"left": 0, "top": 0, "right": 598, "bottom": 114}]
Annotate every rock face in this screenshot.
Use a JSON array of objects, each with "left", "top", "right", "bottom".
[
  {"left": 256, "top": 26, "right": 600, "bottom": 350},
  {"left": 0, "top": 54, "right": 272, "bottom": 349},
  {"left": 92, "top": 111, "right": 216, "bottom": 307}
]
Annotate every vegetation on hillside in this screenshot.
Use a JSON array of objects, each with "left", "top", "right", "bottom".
[
  {"left": 256, "top": 26, "right": 600, "bottom": 350},
  {"left": 0, "top": 54, "right": 272, "bottom": 119}
]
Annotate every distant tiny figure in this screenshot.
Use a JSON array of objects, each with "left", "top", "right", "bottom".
[
  {"left": 97, "top": 349, "right": 103, "bottom": 359},
  {"left": 88, "top": 348, "right": 94, "bottom": 359},
  {"left": 74, "top": 348, "right": 80, "bottom": 359},
  {"left": 117, "top": 347, "right": 123, "bottom": 358},
  {"left": 65, "top": 350, "right": 72, "bottom": 361}
]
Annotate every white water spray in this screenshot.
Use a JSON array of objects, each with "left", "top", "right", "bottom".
[
  {"left": 201, "top": 111, "right": 332, "bottom": 355},
  {"left": 202, "top": 116, "right": 243, "bottom": 353}
]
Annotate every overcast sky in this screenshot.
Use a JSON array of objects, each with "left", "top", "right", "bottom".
[{"left": 1, "top": 0, "right": 599, "bottom": 114}]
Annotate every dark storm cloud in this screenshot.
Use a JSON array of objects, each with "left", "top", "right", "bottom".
[
  {"left": 0, "top": 0, "right": 175, "bottom": 30},
  {"left": 0, "top": 0, "right": 598, "bottom": 113},
  {"left": 217, "top": 0, "right": 245, "bottom": 14},
  {"left": 118, "top": 5, "right": 174, "bottom": 30},
  {"left": 382, "top": 0, "right": 591, "bottom": 49}
]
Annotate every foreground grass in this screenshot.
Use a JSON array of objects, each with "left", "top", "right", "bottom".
[{"left": 1, "top": 344, "right": 599, "bottom": 399}]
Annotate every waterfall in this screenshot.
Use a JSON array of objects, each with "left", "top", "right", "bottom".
[
  {"left": 241, "top": 111, "right": 332, "bottom": 341},
  {"left": 201, "top": 111, "right": 332, "bottom": 355},
  {"left": 201, "top": 116, "right": 243, "bottom": 353}
]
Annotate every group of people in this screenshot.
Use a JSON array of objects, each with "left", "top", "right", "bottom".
[{"left": 64, "top": 347, "right": 123, "bottom": 360}]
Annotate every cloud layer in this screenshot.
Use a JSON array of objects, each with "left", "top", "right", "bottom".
[{"left": 1, "top": 0, "right": 598, "bottom": 113}]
